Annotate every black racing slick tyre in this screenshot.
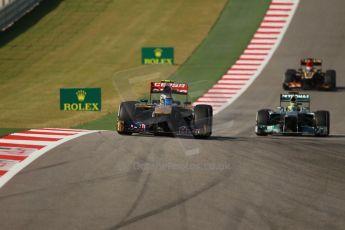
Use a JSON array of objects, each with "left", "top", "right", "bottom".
[
  {"left": 324, "top": 70, "right": 336, "bottom": 91},
  {"left": 117, "top": 101, "right": 137, "bottom": 135},
  {"left": 256, "top": 109, "right": 270, "bottom": 136},
  {"left": 283, "top": 69, "right": 296, "bottom": 90},
  {"left": 315, "top": 110, "right": 330, "bottom": 136},
  {"left": 193, "top": 104, "right": 213, "bottom": 139},
  {"left": 285, "top": 69, "right": 296, "bottom": 82},
  {"left": 257, "top": 109, "right": 270, "bottom": 126}
]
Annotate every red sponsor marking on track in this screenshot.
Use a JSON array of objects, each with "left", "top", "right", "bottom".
[
  {"left": 211, "top": 87, "right": 241, "bottom": 90},
  {"left": 230, "top": 68, "right": 258, "bottom": 71},
  {"left": 260, "top": 26, "right": 283, "bottom": 29},
  {"left": 2, "top": 135, "right": 61, "bottom": 141},
  {"left": 263, "top": 20, "right": 287, "bottom": 23},
  {"left": 253, "top": 37, "right": 278, "bottom": 40},
  {"left": 196, "top": 100, "right": 228, "bottom": 103},
  {"left": 18, "top": 131, "right": 75, "bottom": 136},
  {"left": 265, "top": 14, "right": 290, "bottom": 17},
  {"left": 0, "top": 155, "right": 27, "bottom": 161},
  {"left": 222, "top": 77, "right": 250, "bottom": 81},
  {"left": 202, "top": 96, "right": 232, "bottom": 99},
  {"left": 239, "top": 57, "right": 265, "bottom": 61},
  {"left": 268, "top": 8, "right": 292, "bottom": 11},
  {"left": 246, "top": 48, "right": 271, "bottom": 51},
  {"left": 243, "top": 52, "right": 268, "bottom": 56},
  {"left": 0, "top": 170, "right": 7, "bottom": 176},
  {"left": 216, "top": 83, "right": 245, "bottom": 86},
  {"left": 250, "top": 42, "right": 275, "bottom": 45},
  {"left": 256, "top": 31, "right": 281, "bottom": 35},
  {"left": 234, "top": 63, "right": 261, "bottom": 66},
  {"left": 225, "top": 73, "right": 253, "bottom": 76},
  {"left": 271, "top": 2, "right": 294, "bottom": 6},
  {"left": 41, "top": 128, "right": 87, "bottom": 132},
  {"left": 206, "top": 92, "right": 236, "bottom": 95},
  {"left": 0, "top": 143, "right": 44, "bottom": 149}
]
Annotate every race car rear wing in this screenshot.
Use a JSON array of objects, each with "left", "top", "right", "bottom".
[
  {"left": 280, "top": 93, "right": 310, "bottom": 102},
  {"left": 300, "top": 58, "right": 322, "bottom": 66},
  {"left": 280, "top": 93, "right": 310, "bottom": 107},
  {"left": 150, "top": 82, "right": 188, "bottom": 95}
]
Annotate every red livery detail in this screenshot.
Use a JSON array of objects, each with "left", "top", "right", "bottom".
[{"left": 150, "top": 82, "right": 188, "bottom": 95}]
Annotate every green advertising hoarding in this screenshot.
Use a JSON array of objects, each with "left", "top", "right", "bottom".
[
  {"left": 142, "top": 47, "right": 174, "bottom": 64},
  {"left": 60, "top": 88, "right": 101, "bottom": 111}
]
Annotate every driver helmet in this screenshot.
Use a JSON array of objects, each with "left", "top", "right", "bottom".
[
  {"left": 160, "top": 85, "right": 173, "bottom": 106},
  {"left": 306, "top": 59, "right": 314, "bottom": 72},
  {"left": 290, "top": 96, "right": 297, "bottom": 107}
]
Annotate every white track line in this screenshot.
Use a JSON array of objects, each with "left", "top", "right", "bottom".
[
  {"left": 0, "top": 129, "right": 98, "bottom": 188},
  {"left": 40, "top": 128, "right": 88, "bottom": 132},
  {"left": 193, "top": 0, "right": 300, "bottom": 114},
  {"left": 0, "top": 139, "right": 58, "bottom": 145},
  {"left": 8, "top": 133, "right": 72, "bottom": 139}
]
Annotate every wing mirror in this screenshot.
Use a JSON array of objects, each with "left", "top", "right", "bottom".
[
  {"left": 277, "top": 106, "right": 284, "bottom": 112},
  {"left": 139, "top": 99, "right": 148, "bottom": 103}
]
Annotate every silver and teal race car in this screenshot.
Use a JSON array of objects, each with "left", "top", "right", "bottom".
[{"left": 255, "top": 93, "right": 330, "bottom": 136}]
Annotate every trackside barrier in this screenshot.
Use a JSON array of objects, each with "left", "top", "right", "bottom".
[{"left": 0, "top": 0, "right": 42, "bottom": 31}]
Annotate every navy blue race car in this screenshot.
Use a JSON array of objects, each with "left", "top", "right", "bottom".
[{"left": 117, "top": 80, "right": 213, "bottom": 138}]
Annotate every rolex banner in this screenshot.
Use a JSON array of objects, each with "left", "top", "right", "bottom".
[
  {"left": 60, "top": 88, "right": 101, "bottom": 111},
  {"left": 142, "top": 47, "right": 174, "bottom": 64}
]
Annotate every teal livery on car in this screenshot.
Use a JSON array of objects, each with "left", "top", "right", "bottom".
[{"left": 255, "top": 92, "right": 330, "bottom": 136}]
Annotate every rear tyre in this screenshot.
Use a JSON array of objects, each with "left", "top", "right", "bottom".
[
  {"left": 256, "top": 109, "right": 270, "bottom": 136},
  {"left": 117, "top": 101, "right": 137, "bottom": 135},
  {"left": 315, "top": 110, "right": 330, "bottom": 136},
  {"left": 193, "top": 105, "right": 213, "bottom": 139},
  {"left": 324, "top": 70, "right": 336, "bottom": 91},
  {"left": 283, "top": 69, "right": 296, "bottom": 90}
]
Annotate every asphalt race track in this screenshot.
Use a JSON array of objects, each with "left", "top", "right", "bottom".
[{"left": 1, "top": 0, "right": 345, "bottom": 229}]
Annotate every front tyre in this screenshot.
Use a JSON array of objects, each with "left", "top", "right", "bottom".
[
  {"left": 282, "top": 69, "right": 296, "bottom": 90},
  {"left": 324, "top": 70, "right": 336, "bottom": 91},
  {"left": 315, "top": 110, "right": 330, "bottom": 136},
  {"left": 256, "top": 109, "right": 270, "bottom": 136},
  {"left": 117, "top": 101, "right": 137, "bottom": 135},
  {"left": 193, "top": 105, "right": 213, "bottom": 139}
]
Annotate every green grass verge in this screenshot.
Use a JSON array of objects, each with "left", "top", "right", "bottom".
[
  {"left": 75, "top": 0, "right": 271, "bottom": 130},
  {"left": 75, "top": 112, "right": 115, "bottom": 130},
  {"left": 0, "top": 128, "right": 26, "bottom": 137},
  {"left": 0, "top": 0, "right": 226, "bottom": 129},
  {"left": 171, "top": 0, "right": 271, "bottom": 101}
]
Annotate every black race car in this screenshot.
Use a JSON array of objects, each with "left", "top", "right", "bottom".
[
  {"left": 282, "top": 58, "right": 336, "bottom": 91},
  {"left": 116, "top": 80, "right": 213, "bottom": 138}
]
